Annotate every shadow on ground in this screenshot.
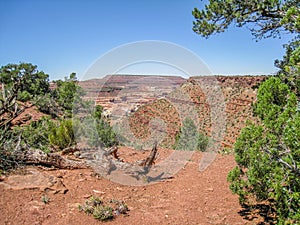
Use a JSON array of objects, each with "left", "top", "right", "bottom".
[{"left": 239, "top": 202, "right": 277, "bottom": 225}]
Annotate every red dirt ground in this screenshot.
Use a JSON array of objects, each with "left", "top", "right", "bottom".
[{"left": 0, "top": 150, "right": 264, "bottom": 225}]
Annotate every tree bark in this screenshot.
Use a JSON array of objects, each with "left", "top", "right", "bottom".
[{"left": 21, "top": 148, "right": 87, "bottom": 169}]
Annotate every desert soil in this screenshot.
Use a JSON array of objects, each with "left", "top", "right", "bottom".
[{"left": 0, "top": 149, "right": 261, "bottom": 225}]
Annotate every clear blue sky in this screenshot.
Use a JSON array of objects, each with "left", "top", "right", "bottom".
[{"left": 0, "top": 0, "right": 293, "bottom": 80}]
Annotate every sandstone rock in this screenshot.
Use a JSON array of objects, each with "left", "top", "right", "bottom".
[{"left": 0, "top": 168, "right": 68, "bottom": 194}]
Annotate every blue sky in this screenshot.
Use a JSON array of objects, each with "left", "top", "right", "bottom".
[{"left": 0, "top": 0, "right": 293, "bottom": 80}]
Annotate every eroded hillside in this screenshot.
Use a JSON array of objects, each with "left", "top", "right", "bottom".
[{"left": 79, "top": 75, "right": 266, "bottom": 150}]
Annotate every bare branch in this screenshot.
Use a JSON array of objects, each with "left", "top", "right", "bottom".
[
  {"left": 262, "top": 147, "right": 300, "bottom": 176},
  {"left": 137, "top": 141, "right": 158, "bottom": 167}
]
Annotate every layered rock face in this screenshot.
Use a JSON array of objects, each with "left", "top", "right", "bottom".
[{"left": 79, "top": 75, "right": 266, "bottom": 149}]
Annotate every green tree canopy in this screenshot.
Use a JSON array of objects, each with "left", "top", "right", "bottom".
[
  {"left": 192, "top": 0, "right": 300, "bottom": 39},
  {"left": 193, "top": 0, "right": 300, "bottom": 223},
  {"left": 174, "top": 117, "right": 208, "bottom": 151},
  {"left": 52, "top": 72, "right": 86, "bottom": 117},
  {"left": 275, "top": 37, "right": 300, "bottom": 95},
  {"left": 0, "top": 63, "right": 50, "bottom": 102}
]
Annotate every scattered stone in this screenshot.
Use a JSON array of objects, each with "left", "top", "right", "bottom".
[
  {"left": 0, "top": 168, "right": 68, "bottom": 194},
  {"left": 68, "top": 203, "right": 81, "bottom": 210},
  {"left": 207, "top": 187, "right": 214, "bottom": 192},
  {"left": 83, "top": 194, "right": 92, "bottom": 199},
  {"left": 93, "top": 190, "right": 105, "bottom": 194}
]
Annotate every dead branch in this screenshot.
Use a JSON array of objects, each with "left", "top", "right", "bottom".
[
  {"left": 21, "top": 148, "right": 87, "bottom": 169},
  {"left": 103, "top": 145, "right": 119, "bottom": 158},
  {"left": 61, "top": 146, "right": 78, "bottom": 155},
  {"left": 137, "top": 141, "right": 158, "bottom": 167},
  {"left": 263, "top": 147, "right": 300, "bottom": 176}
]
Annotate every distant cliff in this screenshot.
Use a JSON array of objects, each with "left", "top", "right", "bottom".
[{"left": 79, "top": 75, "right": 266, "bottom": 149}]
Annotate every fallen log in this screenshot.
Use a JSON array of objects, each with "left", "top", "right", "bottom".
[
  {"left": 61, "top": 146, "right": 78, "bottom": 155},
  {"left": 84, "top": 142, "right": 159, "bottom": 181},
  {"left": 20, "top": 148, "right": 87, "bottom": 169}
]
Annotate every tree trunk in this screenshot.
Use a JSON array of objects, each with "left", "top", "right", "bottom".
[{"left": 21, "top": 148, "right": 86, "bottom": 169}]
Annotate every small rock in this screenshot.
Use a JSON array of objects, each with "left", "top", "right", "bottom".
[
  {"left": 92, "top": 189, "right": 105, "bottom": 194},
  {"left": 207, "top": 187, "right": 214, "bottom": 191},
  {"left": 83, "top": 194, "right": 92, "bottom": 199},
  {"left": 68, "top": 203, "right": 81, "bottom": 210}
]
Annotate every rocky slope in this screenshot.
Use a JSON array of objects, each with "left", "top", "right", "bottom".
[{"left": 79, "top": 75, "right": 266, "bottom": 150}]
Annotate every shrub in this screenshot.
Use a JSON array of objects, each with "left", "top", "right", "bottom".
[
  {"left": 0, "top": 128, "right": 19, "bottom": 171},
  {"left": 92, "top": 205, "right": 113, "bottom": 221},
  {"left": 49, "top": 119, "right": 78, "bottom": 150},
  {"left": 78, "top": 196, "right": 128, "bottom": 221},
  {"left": 174, "top": 117, "right": 209, "bottom": 151},
  {"left": 227, "top": 78, "right": 300, "bottom": 223},
  {"left": 41, "top": 195, "right": 50, "bottom": 204},
  {"left": 50, "top": 73, "right": 87, "bottom": 117},
  {"left": 13, "top": 117, "right": 55, "bottom": 153},
  {"left": 196, "top": 132, "right": 209, "bottom": 152},
  {"left": 82, "top": 106, "right": 118, "bottom": 148}
]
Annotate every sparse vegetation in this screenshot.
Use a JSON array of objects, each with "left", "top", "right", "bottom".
[
  {"left": 0, "top": 63, "right": 117, "bottom": 172},
  {"left": 12, "top": 117, "right": 55, "bottom": 153},
  {"left": 174, "top": 117, "right": 209, "bottom": 151},
  {"left": 41, "top": 194, "right": 50, "bottom": 204},
  {"left": 49, "top": 119, "right": 78, "bottom": 150},
  {"left": 81, "top": 105, "right": 119, "bottom": 148},
  {"left": 0, "top": 63, "right": 53, "bottom": 170},
  {"left": 92, "top": 205, "right": 113, "bottom": 221},
  {"left": 78, "top": 196, "right": 128, "bottom": 221}
]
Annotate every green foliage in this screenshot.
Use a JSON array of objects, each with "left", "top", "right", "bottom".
[
  {"left": 79, "top": 105, "right": 118, "bottom": 148},
  {"left": 175, "top": 117, "right": 208, "bottom": 151},
  {"left": 227, "top": 78, "right": 300, "bottom": 223},
  {"left": 1, "top": 72, "right": 51, "bottom": 168},
  {"left": 35, "top": 93, "right": 61, "bottom": 117},
  {"left": 0, "top": 63, "right": 51, "bottom": 131},
  {"left": 254, "top": 77, "right": 292, "bottom": 124},
  {"left": 83, "top": 118, "right": 118, "bottom": 148},
  {"left": 0, "top": 128, "right": 19, "bottom": 171},
  {"left": 49, "top": 119, "right": 78, "bottom": 150},
  {"left": 0, "top": 63, "right": 49, "bottom": 98},
  {"left": 93, "top": 105, "right": 103, "bottom": 119},
  {"left": 41, "top": 195, "right": 50, "bottom": 204},
  {"left": 13, "top": 117, "right": 55, "bottom": 153},
  {"left": 0, "top": 62, "right": 119, "bottom": 171},
  {"left": 29, "top": 72, "right": 88, "bottom": 118},
  {"left": 78, "top": 196, "right": 128, "bottom": 221},
  {"left": 192, "top": 0, "right": 300, "bottom": 39},
  {"left": 194, "top": 1, "right": 300, "bottom": 223},
  {"left": 197, "top": 131, "right": 209, "bottom": 152},
  {"left": 0, "top": 63, "right": 50, "bottom": 102},
  {"left": 276, "top": 37, "right": 300, "bottom": 96},
  {"left": 93, "top": 119, "right": 118, "bottom": 148},
  {"left": 52, "top": 73, "right": 86, "bottom": 117},
  {"left": 10, "top": 116, "right": 79, "bottom": 153},
  {"left": 92, "top": 205, "right": 113, "bottom": 221}
]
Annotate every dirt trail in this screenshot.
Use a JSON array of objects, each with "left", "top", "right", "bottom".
[{"left": 0, "top": 152, "right": 260, "bottom": 225}]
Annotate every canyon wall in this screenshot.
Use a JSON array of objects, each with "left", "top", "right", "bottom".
[{"left": 79, "top": 75, "right": 266, "bottom": 149}]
